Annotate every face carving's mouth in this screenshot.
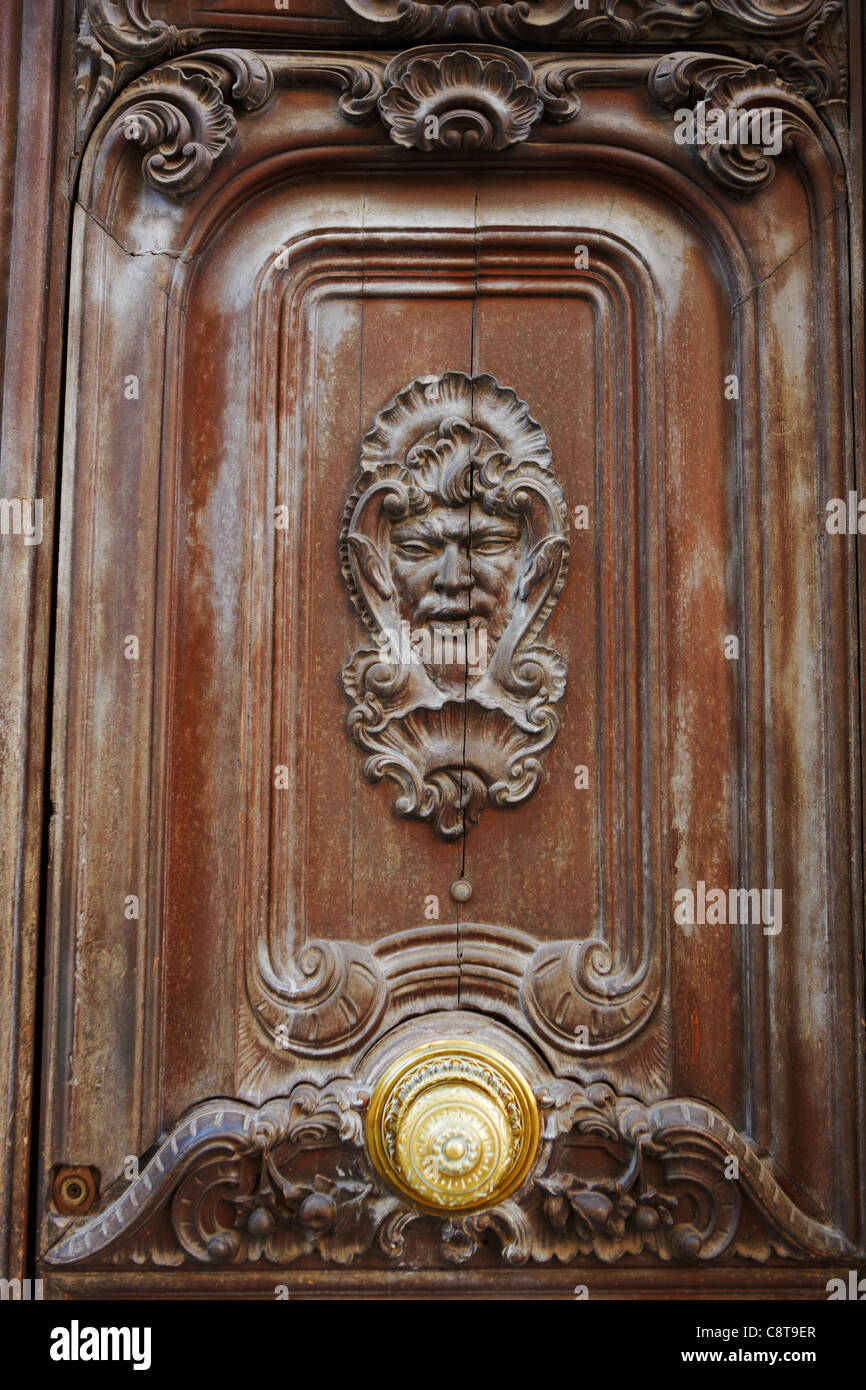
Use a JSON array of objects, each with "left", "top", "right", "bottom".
[
  {"left": 416, "top": 595, "right": 494, "bottom": 624},
  {"left": 426, "top": 603, "right": 475, "bottom": 621}
]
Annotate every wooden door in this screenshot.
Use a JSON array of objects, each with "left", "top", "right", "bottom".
[{"left": 28, "top": 0, "right": 864, "bottom": 1298}]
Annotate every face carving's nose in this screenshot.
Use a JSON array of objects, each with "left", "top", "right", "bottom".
[{"left": 433, "top": 542, "right": 471, "bottom": 592}]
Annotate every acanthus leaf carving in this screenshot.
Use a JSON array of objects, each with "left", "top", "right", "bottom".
[
  {"left": 331, "top": 0, "right": 845, "bottom": 108},
  {"left": 649, "top": 53, "right": 826, "bottom": 191},
  {"left": 335, "top": 0, "right": 579, "bottom": 43},
  {"left": 76, "top": 1, "right": 848, "bottom": 158},
  {"left": 336, "top": 0, "right": 715, "bottom": 43},
  {"left": 757, "top": 0, "right": 847, "bottom": 104},
  {"left": 534, "top": 1080, "right": 852, "bottom": 1262},
  {"left": 43, "top": 1075, "right": 853, "bottom": 1269},
  {"left": 107, "top": 50, "right": 274, "bottom": 195},
  {"left": 76, "top": 0, "right": 205, "bottom": 147}
]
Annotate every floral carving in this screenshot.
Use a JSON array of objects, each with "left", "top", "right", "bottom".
[
  {"left": 44, "top": 1075, "right": 853, "bottom": 1269},
  {"left": 339, "top": 372, "right": 569, "bottom": 838},
  {"left": 376, "top": 47, "right": 585, "bottom": 152},
  {"left": 378, "top": 48, "right": 543, "bottom": 152}
]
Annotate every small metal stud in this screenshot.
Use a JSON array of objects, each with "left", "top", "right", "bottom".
[
  {"left": 53, "top": 1166, "right": 98, "bottom": 1215},
  {"left": 450, "top": 878, "right": 472, "bottom": 902}
]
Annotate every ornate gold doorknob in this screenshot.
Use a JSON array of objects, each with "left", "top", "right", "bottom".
[{"left": 366, "top": 1040, "right": 540, "bottom": 1212}]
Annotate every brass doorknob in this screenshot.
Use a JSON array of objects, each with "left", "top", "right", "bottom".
[{"left": 366, "top": 1040, "right": 540, "bottom": 1212}]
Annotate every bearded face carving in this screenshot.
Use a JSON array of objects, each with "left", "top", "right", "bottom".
[{"left": 339, "top": 373, "right": 569, "bottom": 838}]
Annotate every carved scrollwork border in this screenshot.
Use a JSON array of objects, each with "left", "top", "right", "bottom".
[
  {"left": 88, "top": 43, "right": 838, "bottom": 200},
  {"left": 76, "top": 1, "right": 848, "bottom": 168},
  {"left": 92, "top": 44, "right": 581, "bottom": 197},
  {"left": 321, "top": 0, "right": 848, "bottom": 100},
  {"left": 42, "top": 1075, "right": 854, "bottom": 1269}
]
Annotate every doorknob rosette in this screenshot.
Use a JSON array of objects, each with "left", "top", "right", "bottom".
[{"left": 366, "top": 1040, "right": 540, "bottom": 1213}]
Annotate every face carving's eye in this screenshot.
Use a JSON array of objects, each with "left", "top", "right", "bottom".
[
  {"left": 472, "top": 537, "right": 518, "bottom": 556},
  {"left": 393, "top": 540, "right": 438, "bottom": 561}
]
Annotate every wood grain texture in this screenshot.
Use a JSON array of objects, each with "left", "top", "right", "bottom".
[
  {"left": 0, "top": 0, "right": 77, "bottom": 1285},
  {"left": 27, "top": 26, "right": 866, "bottom": 1291}
]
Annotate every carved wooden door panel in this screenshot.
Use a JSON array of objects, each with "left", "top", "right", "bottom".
[{"left": 39, "top": 1, "right": 864, "bottom": 1297}]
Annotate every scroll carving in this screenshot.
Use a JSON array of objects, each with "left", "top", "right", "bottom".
[
  {"left": 299, "top": 59, "right": 385, "bottom": 122},
  {"left": 332, "top": 0, "right": 846, "bottom": 103},
  {"left": 649, "top": 50, "right": 760, "bottom": 108},
  {"left": 44, "top": 1077, "right": 852, "bottom": 1269},
  {"left": 76, "top": 0, "right": 205, "bottom": 144},
  {"left": 248, "top": 938, "right": 388, "bottom": 1058},
  {"left": 105, "top": 50, "right": 273, "bottom": 194},
  {"left": 521, "top": 937, "right": 662, "bottom": 1054},
  {"left": 691, "top": 67, "right": 801, "bottom": 191},
  {"left": 649, "top": 53, "right": 825, "bottom": 191},
  {"left": 339, "top": 372, "right": 569, "bottom": 839}
]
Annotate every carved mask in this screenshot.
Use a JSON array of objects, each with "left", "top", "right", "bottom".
[{"left": 339, "top": 372, "right": 569, "bottom": 837}]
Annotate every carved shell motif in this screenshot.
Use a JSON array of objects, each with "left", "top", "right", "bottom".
[{"left": 379, "top": 48, "right": 543, "bottom": 152}]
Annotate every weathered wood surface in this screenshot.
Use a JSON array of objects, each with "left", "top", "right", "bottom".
[
  {"left": 0, "top": 0, "right": 77, "bottom": 1286},
  {"left": 0, "top": 0, "right": 863, "bottom": 1298}
]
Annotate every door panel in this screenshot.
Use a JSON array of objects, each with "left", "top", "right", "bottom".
[{"left": 37, "top": 16, "right": 864, "bottom": 1295}]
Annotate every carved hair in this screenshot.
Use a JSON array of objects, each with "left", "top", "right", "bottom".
[
  {"left": 340, "top": 371, "right": 568, "bottom": 639},
  {"left": 339, "top": 371, "right": 569, "bottom": 838}
]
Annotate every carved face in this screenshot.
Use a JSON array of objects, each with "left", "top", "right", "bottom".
[
  {"left": 388, "top": 505, "right": 524, "bottom": 643},
  {"left": 339, "top": 372, "right": 569, "bottom": 838}
]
